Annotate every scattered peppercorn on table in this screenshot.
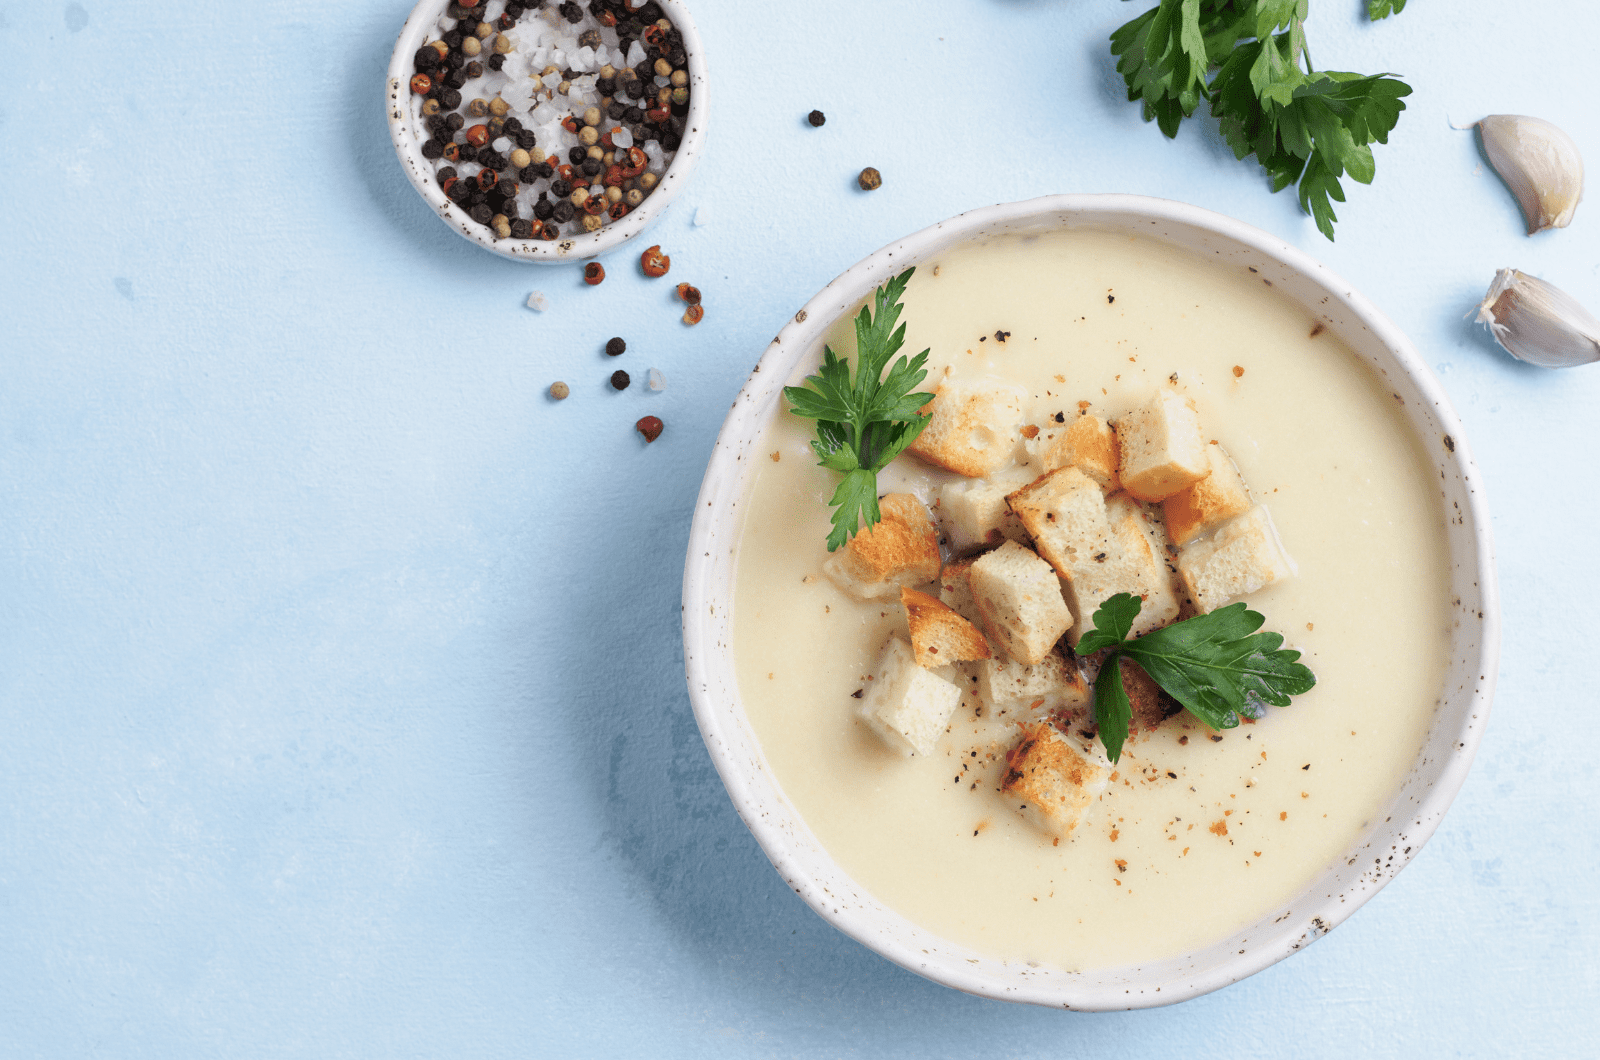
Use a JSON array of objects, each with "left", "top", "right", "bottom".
[{"left": 1, "top": 0, "right": 1597, "bottom": 1055}]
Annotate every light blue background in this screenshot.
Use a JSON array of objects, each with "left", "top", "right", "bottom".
[{"left": 3, "top": 0, "right": 1597, "bottom": 1056}]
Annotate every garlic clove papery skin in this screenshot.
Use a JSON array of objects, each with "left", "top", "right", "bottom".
[
  {"left": 1478, "top": 115, "right": 1585, "bottom": 235},
  {"left": 1475, "top": 269, "right": 1600, "bottom": 368}
]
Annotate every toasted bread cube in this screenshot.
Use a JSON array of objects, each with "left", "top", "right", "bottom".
[
  {"left": 1006, "top": 466, "right": 1114, "bottom": 577},
  {"left": 1058, "top": 512, "right": 1181, "bottom": 644},
  {"left": 858, "top": 636, "right": 964, "bottom": 756},
  {"left": 1001, "top": 723, "right": 1111, "bottom": 839},
  {"left": 1177, "top": 505, "right": 1297, "bottom": 612},
  {"left": 938, "top": 468, "right": 1034, "bottom": 552},
  {"left": 822, "top": 493, "right": 941, "bottom": 601},
  {"left": 938, "top": 557, "right": 983, "bottom": 627},
  {"left": 907, "top": 379, "right": 1027, "bottom": 477},
  {"left": 978, "top": 652, "right": 1089, "bottom": 718},
  {"left": 1117, "top": 389, "right": 1211, "bottom": 502},
  {"left": 902, "top": 588, "right": 992, "bottom": 668},
  {"left": 1025, "top": 414, "right": 1121, "bottom": 492},
  {"left": 1120, "top": 657, "right": 1183, "bottom": 732},
  {"left": 967, "top": 541, "right": 1074, "bottom": 665},
  {"left": 1163, "top": 444, "right": 1252, "bottom": 546}
]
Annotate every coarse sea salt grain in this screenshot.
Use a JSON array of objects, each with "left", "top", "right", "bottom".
[
  {"left": 526, "top": 291, "right": 549, "bottom": 311},
  {"left": 693, "top": 204, "right": 710, "bottom": 227},
  {"left": 626, "top": 40, "right": 646, "bottom": 67},
  {"left": 648, "top": 368, "right": 666, "bottom": 391},
  {"left": 612, "top": 128, "right": 634, "bottom": 149}
]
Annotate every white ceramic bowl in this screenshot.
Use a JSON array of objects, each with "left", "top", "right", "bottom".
[
  {"left": 386, "top": 0, "right": 708, "bottom": 262},
  {"left": 681, "top": 194, "right": 1500, "bottom": 1010}
]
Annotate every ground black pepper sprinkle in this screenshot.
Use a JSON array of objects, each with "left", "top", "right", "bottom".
[
  {"left": 605, "top": 336, "right": 626, "bottom": 357},
  {"left": 610, "top": 369, "right": 630, "bottom": 390}
]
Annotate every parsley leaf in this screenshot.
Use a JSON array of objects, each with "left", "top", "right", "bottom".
[
  {"left": 783, "top": 269, "right": 935, "bottom": 551},
  {"left": 1111, "top": 0, "right": 1410, "bottom": 240},
  {"left": 1074, "top": 593, "right": 1316, "bottom": 763}
]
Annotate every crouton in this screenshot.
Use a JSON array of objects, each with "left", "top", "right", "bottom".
[
  {"left": 902, "top": 588, "right": 991, "bottom": 668},
  {"left": 1000, "top": 722, "right": 1111, "bottom": 839},
  {"left": 907, "top": 378, "right": 1027, "bottom": 477},
  {"left": 978, "top": 651, "right": 1089, "bottom": 718},
  {"left": 1177, "top": 505, "right": 1298, "bottom": 612},
  {"left": 858, "top": 636, "right": 964, "bottom": 756},
  {"left": 822, "top": 493, "right": 941, "bottom": 601},
  {"left": 967, "top": 541, "right": 1074, "bottom": 665},
  {"left": 938, "top": 468, "right": 1034, "bottom": 553},
  {"left": 1025, "top": 414, "right": 1121, "bottom": 492},
  {"left": 1120, "top": 658, "right": 1183, "bottom": 732},
  {"left": 1117, "top": 389, "right": 1211, "bottom": 502},
  {"left": 938, "top": 557, "right": 983, "bottom": 626},
  {"left": 1162, "top": 444, "right": 1252, "bottom": 546},
  {"left": 1006, "top": 466, "right": 1114, "bottom": 577},
  {"left": 1057, "top": 511, "right": 1181, "bottom": 644}
]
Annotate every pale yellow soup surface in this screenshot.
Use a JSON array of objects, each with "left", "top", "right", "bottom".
[{"left": 731, "top": 230, "right": 1451, "bottom": 971}]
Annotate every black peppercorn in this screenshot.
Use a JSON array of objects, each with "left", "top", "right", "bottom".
[
  {"left": 560, "top": 1, "right": 583, "bottom": 23},
  {"left": 438, "top": 166, "right": 457, "bottom": 182},
  {"left": 533, "top": 198, "right": 555, "bottom": 220},
  {"left": 445, "top": 49, "right": 465, "bottom": 70},
  {"left": 550, "top": 178, "right": 572, "bottom": 198},
  {"left": 535, "top": 161, "right": 554, "bottom": 178},
  {"left": 623, "top": 79, "right": 644, "bottom": 100},
  {"left": 610, "top": 370, "right": 630, "bottom": 390},
  {"left": 579, "top": 28, "right": 601, "bottom": 48},
  {"left": 489, "top": 53, "right": 507, "bottom": 71},
  {"left": 421, "top": 139, "right": 444, "bottom": 160},
  {"left": 662, "top": 132, "right": 681, "bottom": 150},
  {"left": 414, "top": 47, "right": 438, "bottom": 70},
  {"left": 582, "top": 158, "right": 603, "bottom": 176},
  {"left": 516, "top": 130, "right": 537, "bottom": 150},
  {"left": 568, "top": 146, "right": 587, "bottom": 164},
  {"left": 606, "top": 101, "right": 626, "bottom": 121},
  {"left": 504, "top": 116, "right": 523, "bottom": 134},
  {"left": 596, "top": 77, "right": 616, "bottom": 96},
  {"left": 446, "top": 113, "right": 465, "bottom": 131},
  {"left": 457, "top": 144, "right": 479, "bottom": 164},
  {"left": 624, "top": 105, "right": 644, "bottom": 123},
  {"left": 497, "top": 13, "right": 516, "bottom": 30},
  {"left": 553, "top": 200, "right": 576, "bottom": 223},
  {"left": 470, "top": 203, "right": 493, "bottom": 224},
  {"left": 505, "top": 1, "right": 525, "bottom": 16},
  {"left": 441, "top": 89, "right": 462, "bottom": 109},
  {"left": 519, "top": 164, "right": 540, "bottom": 183},
  {"left": 605, "top": 336, "right": 626, "bottom": 357},
  {"left": 444, "top": 28, "right": 465, "bottom": 47}
]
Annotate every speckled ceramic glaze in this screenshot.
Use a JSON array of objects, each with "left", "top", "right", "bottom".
[
  {"left": 386, "top": 0, "right": 707, "bottom": 263},
  {"left": 681, "top": 195, "right": 1500, "bottom": 1010}
]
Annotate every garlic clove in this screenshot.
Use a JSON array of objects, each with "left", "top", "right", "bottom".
[
  {"left": 1478, "top": 115, "right": 1585, "bottom": 235},
  {"left": 1475, "top": 268, "right": 1600, "bottom": 368}
]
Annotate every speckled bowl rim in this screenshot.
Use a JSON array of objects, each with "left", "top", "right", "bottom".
[
  {"left": 681, "top": 194, "right": 1500, "bottom": 1010},
  {"left": 385, "top": 0, "right": 707, "bottom": 263}
]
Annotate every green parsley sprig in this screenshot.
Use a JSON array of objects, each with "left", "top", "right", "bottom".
[
  {"left": 1075, "top": 593, "right": 1316, "bottom": 763},
  {"left": 783, "top": 268, "right": 935, "bottom": 552},
  {"left": 1110, "top": 0, "right": 1411, "bottom": 240}
]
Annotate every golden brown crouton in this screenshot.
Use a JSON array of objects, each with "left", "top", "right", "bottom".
[
  {"left": 901, "top": 588, "right": 992, "bottom": 668},
  {"left": 1117, "top": 389, "right": 1211, "bottom": 502},
  {"left": 907, "top": 379, "right": 1027, "bottom": 477},
  {"left": 968, "top": 541, "right": 1074, "bottom": 665},
  {"left": 1028, "top": 414, "right": 1122, "bottom": 492},
  {"left": 1163, "top": 444, "right": 1252, "bottom": 547},
  {"left": 1000, "top": 722, "right": 1111, "bottom": 839},
  {"left": 822, "top": 493, "right": 942, "bottom": 601},
  {"left": 1176, "top": 505, "right": 1297, "bottom": 612}
]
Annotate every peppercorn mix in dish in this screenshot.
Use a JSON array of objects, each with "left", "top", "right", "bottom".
[
  {"left": 408, "top": 0, "right": 692, "bottom": 241},
  {"left": 731, "top": 229, "right": 1453, "bottom": 972}
]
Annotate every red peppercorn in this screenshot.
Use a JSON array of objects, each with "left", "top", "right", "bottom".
[
  {"left": 561, "top": 115, "right": 580, "bottom": 134},
  {"left": 676, "top": 283, "right": 702, "bottom": 305},
  {"left": 602, "top": 165, "right": 625, "bottom": 187},
  {"left": 643, "top": 25, "right": 666, "bottom": 47},
  {"left": 626, "top": 147, "right": 647, "bottom": 171},
  {"left": 465, "top": 124, "right": 490, "bottom": 147},
  {"left": 557, "top": 163, "right": 576, "bottom": 183},
  {"left": 476, "top": 168, "right": 497, "bottom": 190},
  {"left": 527, "top": 219, "right": 545, "bottom": 239},
  {"left": 582, "top": 197, "right": 606, "bottom": 216},
  {"left": 682, "top": 304, "right": 704, "bottom": 325},
  {"left": 598, "top": 9, "right": 616, "bottom": 25},
  {"left": 410, "top": 73, "right": 433, "bottom": 95},
  {"left": 635, "top": 415, "right": 663, "bottom": 443},
  {"left": 442, "top": 142, "right": 461, "bottom": 163},
  {"left": 640, "top": 245, "right": 670, "bottom": 277},
  {"left": 647, "top": 106, "right": 670, "bottom": 124},
  {"left": 607, "top": 202, "right": 630, "bottom": 221},
  {"left": 539, "top": 224, "right": 558, "bottom": 241},
  {"left": 584, "top": 262, "right": 605, "bottom": 285},
  {"left": 440, "top": 176, "right": 458, "bottom": 196}
]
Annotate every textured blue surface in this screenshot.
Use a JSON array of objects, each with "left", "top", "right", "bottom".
[{"left": 3, "top": 0, "right": 1598, "bottom": 1055}]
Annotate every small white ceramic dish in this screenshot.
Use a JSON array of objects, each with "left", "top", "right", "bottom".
[
  {"left": 386, "top": 0, "right": 708, "bottom": 263},
  {"left": 681, "top": 194, "right": 1499, "bottom": 1010}
]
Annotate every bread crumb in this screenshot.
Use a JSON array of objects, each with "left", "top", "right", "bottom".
[{"left": 1232, "top": 365, "right": 1244, "bottom": 378}]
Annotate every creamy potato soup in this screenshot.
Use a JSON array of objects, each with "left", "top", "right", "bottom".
[{"left": 732, "top": 230, "right": 1451, "bottom": 971}]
